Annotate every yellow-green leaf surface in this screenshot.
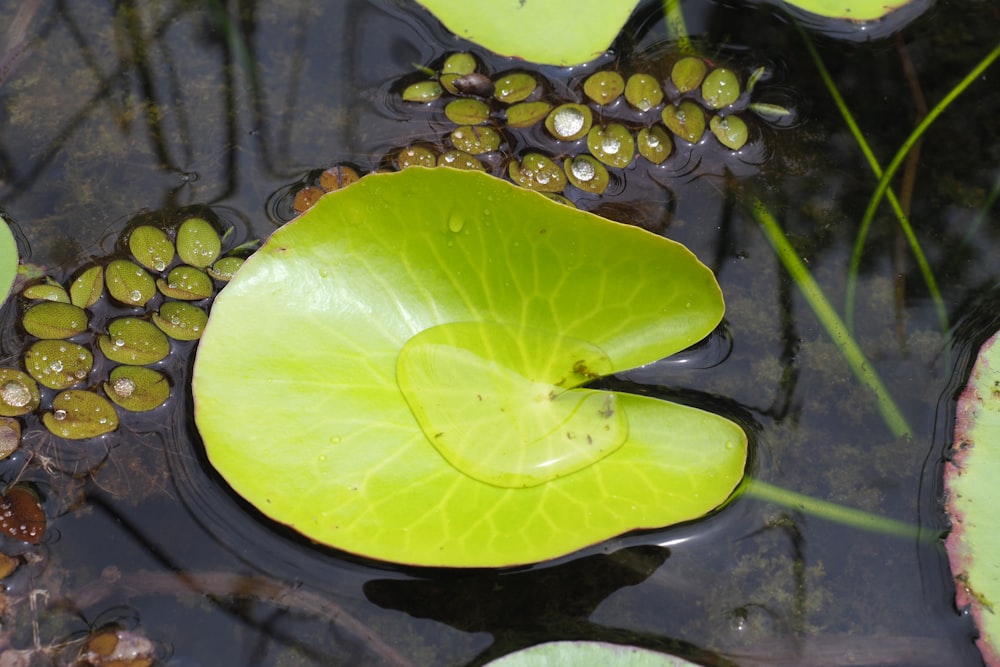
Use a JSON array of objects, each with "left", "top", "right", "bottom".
[
  {"left": 193, "top": 168, "right": 746, "bottom": 567},
  {"left": 0, "top": 216, "right": 16, "bottom": 310},
  {"left": 776, "top": 0, "right": 931, "bottom": 38},
  {"left": 415, "top": 1, "right": 641, "bottom": 66},
  {"left": 948, "top": 330, "right": 1000, "bottom": 666}
]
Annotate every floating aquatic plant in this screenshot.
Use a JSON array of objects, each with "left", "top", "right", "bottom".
[
  {"left": 948, "top": 329, "right": 1000, "bottom": 666},
  {"left": 484, "top": 641, "right": 702, "bottom": 667},
  {"left": 193, "top": 167, "right": 747, "bottom": 568}
]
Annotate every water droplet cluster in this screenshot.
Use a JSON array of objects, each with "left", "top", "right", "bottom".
[{"left": 5, "top": 209, "right": 250, "bottom": 445}]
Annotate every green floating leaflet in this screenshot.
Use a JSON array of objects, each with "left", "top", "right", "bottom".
[{"left": 193, "top": 168, "right": 747, "bottom": 568}]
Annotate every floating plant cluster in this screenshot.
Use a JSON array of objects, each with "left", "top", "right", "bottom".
[
  {"left": 0, "top": 214, "right": 246, "bottom": 447},
  {"left": 290, "top": 51, "right": 790, "bottom": 216}
]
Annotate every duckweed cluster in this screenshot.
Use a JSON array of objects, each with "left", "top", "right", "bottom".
[
  {"left": 291, "top": 51, "right": 790, "bottom": 215},
  {"left": 2, "top": 213, "right": 248, "bottom": 445}
]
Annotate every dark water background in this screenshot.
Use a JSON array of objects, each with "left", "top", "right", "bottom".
[{"left": 0, "top": 0, "right": 998, "bottom": 664}]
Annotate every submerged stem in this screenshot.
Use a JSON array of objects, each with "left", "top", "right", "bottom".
[
  {"left": 750, "top": 197, "right": 913, "bottom": 439},
  {"left": 796, "top": 25, "right": 948, "bottom": 338},
  {"left": 745, "top": 479, "right": 925, "bottom": 541},
  {"left": 662, "top": 0, "right": 693, "bottom": 54}
]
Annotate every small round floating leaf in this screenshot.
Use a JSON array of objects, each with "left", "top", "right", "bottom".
[
  {"left": 402, "top": 80, "right": 443, "bottom": 102},
  {"left": 444, "top": 98, "right": 490, "bottom": 125},
  {"left": 637, "top": 126, "right": 673, "bottom": 164},
  {"left": 505, "top": 101, "right": 552, "bottom": 128},
  {"left": 583, "top": 71, "right": 624, "bottom": 106},
  {"left": 293, "top": 186, "right": 324, "bottom": 213},
  {"left": 105, "top": 259, "right": 155, "bottom": 307},
  {"left": 176, "top": 218, "right": 222, "bottom": 269},
  {"left": 98, "top": 317, "right": 170, "bottom": 365},
  {"left": 69, "top": 266, "right": 104, "bottom": 308},
  {"left": 0, "top": 485, "right": 44, "bottom": 544},
  {"left": 0, "top": 417, "right": 19, "bottom": 461},
  {"left": 544, "top": 104, "right": 592, "bottom": 141},
  {"left": 24, "top": 340, "right": 93, "bottom": 390},
  {"left": 0, "top": 368, "right": 40, "bottom": 416},
  {"left": 586, "top": 123, "right": 635, "bottom": 169},
  {"left": 447, "top": 72, "right": 494, "bottom": 97},
  {"left": 22, "top": 280, "right": 69, "bottom": 303},
  {"left": 442, "top": 52, "right": 476, "bottom": 75},
  {"left": 662, "top": 101, "right": 706, "bottom": 143},
  {"left": 319, "top": 165, "right": 360, "bottom": 192},
  {"left": 624, "top": 73, "right": 663, "bottom": 112},
  {"left": 564, "top": 155, "right": 609, "bottom": 194},
  {"left": 128, "top": 225, "right": 174, "bottom": 272},
  {"left": 396, "top": 145, "right": 437, "bottom": 169},
  {"left": 438, "top": 73, "right": 461, "bottom": 95},
  {"left": 702, "top": 68, "right": 741, "bottom": 109},
  {"left": 208, "top": 256, "right": 245, "bottom": 282},
  {"left": 670, "top": 56, "right": 708, "bottom": 93},
  {"left": 193, "top": 168, "right": 745, "bottom": 567},
  {"left": 493, "top": 72, "right": 536, "bottom": 103},
  {"left": 508, "top": 153, "right": 566, "bottom": 192},
  {"left": 42, "top": 389, "right": 118, "bottom": 440},
  {"left": 710, "top": 114, "right": 749, "bottom": 150},
  {"left": 153, "top": 301, "right": 208, "bottom": 341},
  {"left": 450, "top": 125, "right": 502, "bottom": 154},
  {"left": 437, "top": 150, "right": 484, "bottom": 170},
  {"left": 156, "top": 265, "right": 214, "bottom": 300},
  {"left": 22, "top": 301, "right": 88, "bottom": 339},
  {"left": 104, "top": 366, "right": 169, "bottom": 412}
]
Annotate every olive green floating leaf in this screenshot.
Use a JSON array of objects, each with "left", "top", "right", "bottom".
[
  {"left": 70, "top": 266, "right": 104, "bottom": 308},
  {"left": 947, "top": 330, "right": 1000, "bottom": 665},
  {"left": 450, "top": 126, "right": 501, "bottom": 154},
  {"left": 624, "top": 73, "right": 663, "bottom": 112},
  {"left": 105, "top": 259, "right": 156, "bottom": 307},
  {"left": 414, "top": 1, "right": 643, "bottom": 66},
  {"left": 207, "top": 256, "right": 244, "bottom": 282},
  {"left": 153, "top": 301, "right": 207, "bottom": 341},
  {"left": 587, "top": 123, "right": 635, "bottom": 169},
  {"left": 0, "top": 214, "right": 17, "bottom": 311},
  {"left": 0, "top": 368, "right": 40, "bottom": 417},
  {"left": 22, "top": 302, "right": 88, "bottom": 339},
  {"left": 193, "top": 168, "right": 746, "bottom": 568},
  {"left": 22, "top": 278, "right": 69, "bottom": 303},
  {"left": 508, "top": 153, "right": 566, "bottom": 193},
  {"left": 176, "top": 218, "right": 221, "bottom": 269},
  {"left": 24, "top": 340, "right": 93, "bottom": 390},
  {"left": 104, "top": 366, "right": 169, "bottom": 412},
  {"left": 493, "top": 72, "right": 536, "bottom": 104},
  {"left": 42, "top": 390, "right": 118, "bottom": 439},
  {"left": 402, "top": 80, "right": 443, "bottom": 103},
  {"left": 98, "top": 317, "right": 170, "bottom": 365},
  {"left": 583, "top": 71, "right": 625, "bottom": 106},
  {"left": 156, "top": 265, "right": 213, "bottom": 300},
  {"left": 128, "top": 225, "right": 174, "bottom": 272},
  {"left": 545, "top": 104, "right": 592, "bottom": 142}
]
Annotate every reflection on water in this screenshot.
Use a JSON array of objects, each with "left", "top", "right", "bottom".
[{"left": 0, "top": 0, "right": 996, "bottom": 664}]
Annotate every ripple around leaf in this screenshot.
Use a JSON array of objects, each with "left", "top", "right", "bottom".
[{"left": 193, "top": 167, "right": 747, "bottom": 567}]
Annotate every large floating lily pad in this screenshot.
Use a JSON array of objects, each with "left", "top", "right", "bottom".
[
  {"left": 948, "top": 330, "right": 1000, "bottom": 666},
  {"left": 0, "top": 215, "right": 17, "bottom": 310},
  {"left": 193, "top": 168, "right": 746, "bottom": 567},
  {"left": 484, "top": 641, "right": 701, "bottom": 667},
  {"left": 415, "top": 0, "right": 641, "bottom": 66},
  {"left": 773, "top": 0, "right": 932, "bottom": 40}
]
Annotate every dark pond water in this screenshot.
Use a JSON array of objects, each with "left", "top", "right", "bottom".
[{"left": 0, "top": 0, "right": 998, "bottom": 665}]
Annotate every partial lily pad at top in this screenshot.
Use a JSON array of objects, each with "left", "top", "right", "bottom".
[
  {"left": 484, "top": 641, "right": 702, "bottom": 667},
  {"left": 415, "top": 0, "right": 641, "bottom": 66},
  {"left": 773, "top": 0, "right": 932, "bottom": 40},
  {"left": 948, "top": 329, "right": 1000, "bottom": 666},
  {"left": 193, "top": 168, "right": 747, "bottom": 568}
]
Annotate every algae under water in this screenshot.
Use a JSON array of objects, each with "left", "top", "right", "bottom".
[{"left": 0, "top": 0, "right": 997, "bottom": 664}]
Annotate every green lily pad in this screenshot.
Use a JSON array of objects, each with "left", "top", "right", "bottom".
[
  {"left": 948, "top": 329, "right": 1000, "bottom": 665},
  {"left": 414, "top": 1, "right": 642, "bottom": 66},
  {"left": 484, "top": 641, "right": 702, "bottom": 667},
  {"left": 193, "top": 168, "right": 746, "bottom": 567},
  {"left": 775, "top": 0, "right": 931, "bottom": 39},
  {"left": 0, "top": 215, "right": 16, "bottom": 310}
]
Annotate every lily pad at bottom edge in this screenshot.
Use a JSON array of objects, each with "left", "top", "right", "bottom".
[
  {"left": 193, "top": 167, "right": 747, "bottom": 568},
  {"left": 948, "top": 329, "right": 1000, "bottom": 666},
  {"left": 484, "top": 641, "right": 701, "bottom": 667}
]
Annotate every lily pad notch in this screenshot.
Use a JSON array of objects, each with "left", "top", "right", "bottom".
[{"left": 193, "top": 168, "right": 747, "bottom": 567}]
